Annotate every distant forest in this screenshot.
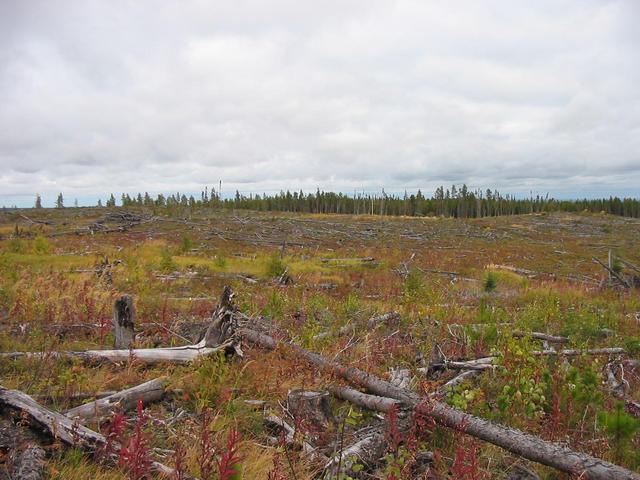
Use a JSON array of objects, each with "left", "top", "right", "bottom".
[{"left": 46, "top": 185, "right": 640, "bottom": 218}]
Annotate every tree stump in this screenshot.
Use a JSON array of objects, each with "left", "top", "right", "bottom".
[
  {"left": 202, "top": 286, "right": 236, "bottom": 347},
  {"left": 113, "top": 295, "right": 135, "bottom": 349},
  {"left": 287, "top": 390, "right": 333, "bottom": 440}
]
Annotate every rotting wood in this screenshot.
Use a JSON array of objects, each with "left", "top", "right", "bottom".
[
  {"left": 201, "top": 286, "right": 237, "bottom": 348},
  {"left": 11, "top": 443, "right": 45, "bottom": 480}
]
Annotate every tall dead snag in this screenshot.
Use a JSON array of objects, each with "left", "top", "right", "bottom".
[
  {"left": 233, "top": 324, "right": 640, "bottom": 479},
  {"left": 0, "top": 385, "right": 179, "bottom": 478},
  {"left": 65, "top": 377, "right": 167, "bottom": 424},
  {"left": 113, "top": 295, "right": 135, "bottom": 349}
]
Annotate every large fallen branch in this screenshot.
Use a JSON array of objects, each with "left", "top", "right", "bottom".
[
  {"left": 0, "top": 385, "right": 179, "bottom": 478},
  {"left": 235, "top": 325, "right": 640, "bottom": 479},
  {"left": 65, "top": 377, "right": 168, "bottom": 423}
]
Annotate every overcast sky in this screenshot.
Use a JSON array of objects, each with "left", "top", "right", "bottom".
[{"left": 1, "top": 0, "right": 639, "bottom": 206}]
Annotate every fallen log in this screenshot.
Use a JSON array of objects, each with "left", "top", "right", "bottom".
[
  {"left": 329, "top": 386, "right": 400, "bottom": 413},
  {"left": 367, "top": 311, "right": 400, "bottom": 329},
  {"left": 65, "top": 377, "right": 167, "bottom": 423},
  {"left": 0, "top": 385, "right": 180, "bottom": 478},
  {"left": 448, "top": 324, "right": 569, "bottom": 344},
  {"left": 424, "top": 348, "right": 627, "bottom": 372},
  {"left": 236, "top": 324, "right": 640, "bottom": 479},
  {"left": 513, "top": 331, "right": 569, "bottom": 343},
  {"left": 312, "top": 311, "right": 400, "bottom": 342},
  {"left": 12, "top": 443, "right": 45, "bottom": 480},
  {"left": 0, "top": 419, "right": 45, "bottom": 480},
  {"left": 534, "top": 347, "right": 625, "bottom": 356},
  {"left": 1, "top": 343, "right": 229, "bottom": 364}
]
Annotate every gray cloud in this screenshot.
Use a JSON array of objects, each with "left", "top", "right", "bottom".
[{"left": 1, "top": 0, "right": 639, "bottom": 206}]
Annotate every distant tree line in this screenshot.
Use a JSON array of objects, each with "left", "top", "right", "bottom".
[{"left": 38, "top": 185, "right": 640, "bottom": 218}]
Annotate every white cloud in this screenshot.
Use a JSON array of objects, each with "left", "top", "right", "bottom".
[{"left": 0, "top": 0, "right": 639, "bottom": 206}]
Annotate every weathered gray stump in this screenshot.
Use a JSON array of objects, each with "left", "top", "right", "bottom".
[
  {"left": 287, "top": 390, "right": 333, "bottom": 443},
  {"left": 113, "top": 295, "right": 135, "bottom": 349},
  {"left": 202, "top": 286, "right": 235, "bottom": 347}
]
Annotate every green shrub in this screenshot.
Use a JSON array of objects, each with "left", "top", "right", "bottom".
[
  {"left": 214, "top": 254, "right": 227, "bottom": 268},
  {"left": 180, "top": 235, "right": 193, "bottom": 253},
  {"left": 625, "top": 338, "right": 640, "bottom": 355},
  {"left": 263, "top": 290, "right": 285, "bottom": 319},
  {"left": 611, "top": 257, "right": 623, "bottom": 275},
  {"left": 341, "top": 293, "right": 361, "bottom": 317},
  {"left": 190, "top": 352, "right": 229, "bottom": 412},
  {"left": 598, "top": 402, "right": 640, "bottom": 464},
  {"left": 483, "top": 271, "right": 498, "bottom": 293},
  {"left": 32, "top": 235, "right": 51, "bottom": 255},
  {"left": 402, "top": 268, "right": 424, "bottom": 300},
  {"left": 265, "top": 251, "right": 287, "bottom": 278},
  {"left": 159, "top": 247, "right": 177, "bottom": 273}
]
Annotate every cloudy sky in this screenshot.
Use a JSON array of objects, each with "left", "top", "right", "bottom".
[{"left": 1, "top": 0, "right": 639, "bottom": 206}]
